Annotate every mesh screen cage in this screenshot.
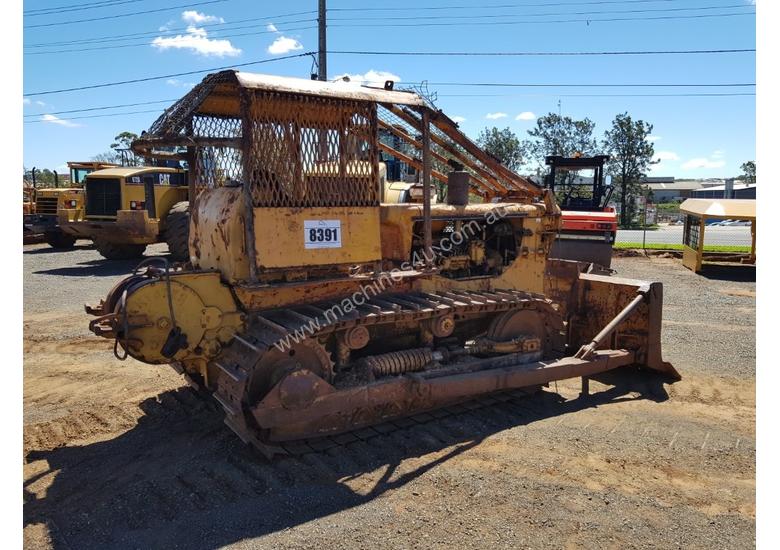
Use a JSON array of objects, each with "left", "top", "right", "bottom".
[
  {"left": 130, "top": 70, "right": 540, "bottom": 207},
  {"left": 247, "top": 91, "right": 379, "bottom": 208}
]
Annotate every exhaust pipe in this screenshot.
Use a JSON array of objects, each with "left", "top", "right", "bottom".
[{"left": 446, "top": 170, "right": 470, "bottom": 206}]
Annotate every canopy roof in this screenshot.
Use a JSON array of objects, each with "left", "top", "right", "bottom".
[
  {"left": 234, "top": 72, "right": 426, "bottom": 106},
  {"left": 133, "top": 70, "right": 541, "bottom": 199},
  {"left": 680, "top": 198, "right": 756, "bottom": 220}
]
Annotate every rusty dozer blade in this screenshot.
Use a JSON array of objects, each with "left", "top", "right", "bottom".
[{"left": 545, "top": 259, "right": 679, "bottom": 380}]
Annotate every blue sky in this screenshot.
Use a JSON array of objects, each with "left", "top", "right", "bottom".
[{"left": 23, "top": 0, "right": 756, "bottom": 178}]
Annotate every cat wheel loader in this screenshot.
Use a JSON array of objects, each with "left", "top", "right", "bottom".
[
  {"left": 85, "top": 71, "right": 678, "bottom": 458},
  {"left": 58, "top": 165, "right": 190, "bottom": 260}
]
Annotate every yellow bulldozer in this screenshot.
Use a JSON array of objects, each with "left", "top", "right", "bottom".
[
  {"left": 85, "top": 71, "right": 678, "bottom": 457},
  {"left": 58, "top": 165, "right": 190, "bottom": 260}
]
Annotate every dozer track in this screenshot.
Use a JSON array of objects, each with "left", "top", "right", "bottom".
[{"left": 207, "top": 289, "right": 564, "bottom": 458}]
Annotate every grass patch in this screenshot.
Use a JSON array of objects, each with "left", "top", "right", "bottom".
[{"left": 614, "top": 242, "right": 751, "bottom": 253}]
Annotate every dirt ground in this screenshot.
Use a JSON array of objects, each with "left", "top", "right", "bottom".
[{"left": 23, "top": 243, "right": 756, "bottom": 549}]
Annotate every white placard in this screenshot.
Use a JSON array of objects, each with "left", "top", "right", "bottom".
[{"left": 304, "top": 219, "right": 342, "bottom": 249}]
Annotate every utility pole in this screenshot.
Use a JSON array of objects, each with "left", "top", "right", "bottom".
[{"left": 318, "top": 0, "right": 327, "bottom": 81}]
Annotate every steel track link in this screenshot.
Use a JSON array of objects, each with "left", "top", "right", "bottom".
[{"left": 210, "top": 289, "right": 558, "bottom": 458}]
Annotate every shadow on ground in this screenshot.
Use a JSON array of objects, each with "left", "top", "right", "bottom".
[
  {"left": 698, "top": 264, "right": 756, "bottom": 283},
  {"left": 32, "top": 255, "right": 173, "bottom": 278},
  {"left": 23, "top": 244, "right": 93, "bottom": 256},
  {"left": 24, "top": 368, "right": 670, "bottom": 549}
]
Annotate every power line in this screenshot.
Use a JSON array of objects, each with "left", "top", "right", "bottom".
[
  {"left": 330, "top": 11, "right": 755, "bottom": 28},
  {"left": 23, "top": 47, "right": 753, "bottom": 96},
  {"left": 329, "top": 3, "right": 752, "bottom": 21},
  {"left": 24, "top": 11, "right": 317, "bottom": 47},
  {"left": 25, "top": 0, "right": 148, "bottom": 16},
  {"left": 328, "top": 0, "right": 714, "bottom": 11},
  {"left": 24, "top": 25, "right": 318, "bottom": 55},
  {"left": 329, "top": 48, "right": 755, "bottom": 57},
  {"left": 24, "top": 99, "right": 178, "bottom": 118},
  {"left": 24, "top": 91, "right": 756, "bottom": 125},
  {"left": 24, "top": 81, "right": 756, "bottom": 119},
  {"left": 24, "top": 0, "right": 228, "bottom": 28},
  {"left": 23, "top": 51, "right": 315, "bottom": 96},
  {"left": 421, "top": 81, "right": 756, "bottom": 88},
  {"left": 439, "top": 92, "right": 755, "bottom": 97},
  {"left": 25, "top": 109, "right": 166, "bottom": 124}
]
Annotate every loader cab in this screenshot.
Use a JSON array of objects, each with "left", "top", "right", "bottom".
[
  {"left": 67, "top": 161, "right": 119, "bottom": 185},
  {"left": 544, "top": 155, "right": 612, "bottom": 212},
  {"left": 544, "top": 154, "right": 617, "bottom": 269}
]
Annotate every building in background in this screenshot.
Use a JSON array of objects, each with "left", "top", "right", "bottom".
[{"left": 691, "top": 180, "right": 756, "bottom": 199}]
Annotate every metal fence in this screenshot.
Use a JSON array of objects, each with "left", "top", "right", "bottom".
[{"left": 614, "top": 218, "right": 753, "bottom": 253}]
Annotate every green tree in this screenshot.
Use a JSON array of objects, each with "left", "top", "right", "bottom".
[
  {"left": 740, "top": 160, "right": 756, "bottom": 183},
  {"left": 110, "top": 131, "right": 138, "bottom": 151},
  {"left": 602, "top": 113, "right": 656, "bottom": 227},
  {"left": 91, "top": 152, "right": 117, "bottom": 163},
  {"left": 522, "top": 113, "right": 598, "bottom": 171},
  {"left": 110, "top": 131, "right": 141, "bottom": 165},
  {"left": 24, "top": 167, "right": 60, "bottom": 186},
  {"left": 475, "top": 127, "right": 524, "bottom": 171}
]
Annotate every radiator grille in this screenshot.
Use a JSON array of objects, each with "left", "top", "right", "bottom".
[
  {"left": 35, "top": 197, "right": 58, "bottom": 215},
  {"left": 85, "top": 178, "right": 121, "bottom": 217}
]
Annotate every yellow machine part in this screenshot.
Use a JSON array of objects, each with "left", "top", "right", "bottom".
[
  {"left": 60, "top": 209, "right": 161, "bottom": 244},
  {"left": 83, "top": 174, "right": 187, "bottom": 222},
  {"left": 34, "top": 188, "right": 84, "bottom": 216},
  {"left": 59, "top": 168, "right": 187, "bottom": 243},
  {"left": 253, "top": 207, "right": 382, "bottom": 269},
  {"left": 191, "top": 186, "right": 559, "bottom": 296},
  {"left": 118, "top": 272, "right": 244, "bottom": 371},
  {"left": 190, "top": 187, "right": 250, "bottom": 282}
]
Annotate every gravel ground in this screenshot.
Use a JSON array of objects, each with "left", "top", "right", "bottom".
[
  {"left": 23, "top": 244, "right": 756, "bottom": 550},
  {"left": 611, "top": 255, "right": 755, "bottom": 379}
]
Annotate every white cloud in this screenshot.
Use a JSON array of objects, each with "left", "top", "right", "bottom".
[
  {"left": 515, "top": 111, "right": 536, "bottom": 121},
  {"left": 166, "top": 78, "right": 195, "bottom": 88},
  {"left": 152, "top": 11, "right": 239, "bottom": 57},
  {"left": 23, "top": 98, "right": 30, "bottom": 105},
  {"left": 485, "top": 112, "right": 507, "bottom": 120},
  {"left": 152, "top": 27, "right": 240, "bottom": 57},
  {"left": 181, "top": 10, "right": 224, "bottom": 25},
  {"left": 35, "top": 100, "right": 47, "bottom": 107},
  {"left": 451, "top": 116, "right": 466, "bottom": 123},
  {"left": 332, "top": 70, "right": 400, "bottom": 87},
  {"left": 266, "top": 23, "right": 278, "bottom": 32},
  {"left": 41, "top": 114, "right": 80, "bottom": 127},
  {"left": 682, "top": 157, "right": 726, "bottom": 170},
  {"left": 267, "top": 36, "right": 303, "bottom": 55},
  {"left": 712, "top": 149, "right": 725, "bottom": 158},
  {"left": 647, "top": 135, "right": 662, "bottom": 142},
  {"left": 654, "top": 151, "right": 679, "bottom": 161}
]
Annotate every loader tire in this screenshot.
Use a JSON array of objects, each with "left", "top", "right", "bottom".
[
  {"left": 44, "top": 230, "right": 76, "bottom": 249},
  {"left": 164, "top": 201, "right": 190, "bottom": 262},
  {"left": 93, "top": 238, "right": 146, "bottom": 261}
]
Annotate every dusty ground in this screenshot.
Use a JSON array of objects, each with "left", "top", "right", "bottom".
[{"left": 23, "top": 243, "right": 755, "bottom": 549}]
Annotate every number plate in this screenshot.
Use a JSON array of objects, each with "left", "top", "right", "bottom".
[{"left": 304, "top": 220, "right": 342, "bottom": 249}]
